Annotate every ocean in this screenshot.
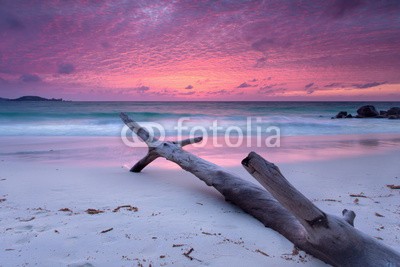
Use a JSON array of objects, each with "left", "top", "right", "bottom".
[{"left": 0, "top": 101, "right": 399, "bottom": 137}]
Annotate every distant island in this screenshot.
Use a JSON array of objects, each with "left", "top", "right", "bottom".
[{"left": 0, "top": 96, "right": 63, "bottom": 101}]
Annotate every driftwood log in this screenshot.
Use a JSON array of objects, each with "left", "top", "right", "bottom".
[{"left": 120, "top": 113, "right": 400, "bottom": 267}]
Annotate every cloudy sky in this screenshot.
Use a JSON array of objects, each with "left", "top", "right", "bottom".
[{"left": 0, "top": 0, "right": 399, "bottom": 101}]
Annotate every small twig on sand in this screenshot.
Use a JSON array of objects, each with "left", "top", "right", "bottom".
[
  {"left": 100, "top": 227, "right": 114, "bottom": 234},
  {"left": 201, "top": 231, "right": 215, "bottom": 236},
  {"left": 59, "top": 208, "right": 73, "bottom": 212},
  {"left": 182, "top": 247, "right": 202, "bottom": 262},
  {"left": 255, "top": 249, "right": 270, "bottom": 257},
  {"left": 323, "top": 199, "right": 341, "bottom": 202},
  {"left": 113, "top": 205, "right": 138, "bottom": 212},
  {"left": 86, "top": 209, "right": 104, "bottom": 215},
  {"left": 19, "top": 217, "right": 35, "bottom": 222},
  {"left": 349, "top": 193, "right": 368, "bottom": 198},
  {"left": 387, "top": 184, "right": 400, "bottom": 189},
  {"left": 183, "top": 248, "right": 194, "bottom": 260}
]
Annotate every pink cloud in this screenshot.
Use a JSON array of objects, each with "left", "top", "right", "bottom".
[{"left": 0, "top": 1, "right": 399, "bottom": 100}]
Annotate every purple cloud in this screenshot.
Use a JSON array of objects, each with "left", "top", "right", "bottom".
[
  {"left": 19, "top": 74, "right": 41, "bottom": 83},
  {"left": 180, "top": 91, "right": 195, "bottom": 95},
  {"left": 352, "top": 81, "right": 387, "bottom": 89},
  {"left": 251, "top": 38, "right": 274, "bottom": 52},
  {"left": 330, "top": 0, "right": 363, "bottom": 18},
  {"left": 207, "top": 89, "right": 230, "bottom": 95},
  {"left": 261, "top": 84, "right": 278, "bottom": 90},
  {"left": 254, "top": 57, "right": 267, "bottom": 68},
  {"left": 237, "top": 82, "right": 252, "bottom": 88},
  {"left": 58, "top": 63, "right": 75, "bottom": 74},
  {"left": 0, "top": 10, "right": 24, "bottom": 31},
  {"left": 135, "top": 86, "right": 150, "bottom": 93},
  {"left": 324, "top": 83, "right": 344, "bottom": 88},
  {"left": 258, "top": 87, "right": 287, "bottom": 95},
  {"left": 304, "top": 82, "right": 318, "bottom": 94},
  {"left": 304, "top": 83, "right": 315, "bottom": 89}
]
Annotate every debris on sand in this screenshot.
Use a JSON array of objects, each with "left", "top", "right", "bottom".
[
  {"left": 59, "top": 208, "right": 73, "bottom": 212},
  {"left": 113, "top": 205, "right": 138, "bottom": 212},
  {"left": 86, "top": 209, "right": 104, "bottom": 215},
  {"left": 100, "top": 227, "right": 114, "bottom": 234},
  {"left": 183, "top": 248, "right": 194, "bottom": 260},
  {"left": 255, "top": 249, "right": 270, "bottom": 257},
  {"left": 18, "top": 217, "right": 35, "bottom": 222},
  {"left": 349, "top": 193, "right": 368, "bottom": 198}
]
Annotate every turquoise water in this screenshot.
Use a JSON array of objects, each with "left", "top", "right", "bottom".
[{"left": 0, "top": 101, "right": 399, "bottom": 136}]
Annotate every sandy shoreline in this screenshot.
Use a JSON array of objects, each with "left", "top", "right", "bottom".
[{"left": 0, "top": 134, "right": 399, "bottom": 266}]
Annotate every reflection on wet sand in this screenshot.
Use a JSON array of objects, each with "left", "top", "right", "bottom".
[
  {"left": 188, "top": 134, "right": 400, "bottom": 167},
  {"left": 0, "top": 133, "right": 399, "bottom": 169}
]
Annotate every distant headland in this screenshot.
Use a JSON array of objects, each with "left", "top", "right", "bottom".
[{"left": 0, "top": 96, "right": 63, "bottom": 102}]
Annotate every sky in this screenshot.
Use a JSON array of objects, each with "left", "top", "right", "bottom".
[{"left": 0, "top": 0, "right": 399, "bottom": 101}]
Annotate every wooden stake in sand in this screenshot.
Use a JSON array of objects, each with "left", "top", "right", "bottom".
[{"left": 120, "top": 113, "right": 400, "bottom": 267}]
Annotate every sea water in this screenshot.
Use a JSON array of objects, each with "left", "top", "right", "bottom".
[{"left": 0, "top": 101, "right": 399, "bottom": 137}]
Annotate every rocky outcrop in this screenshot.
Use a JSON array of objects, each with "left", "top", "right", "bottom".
[
  {"left": 357, "top": 105, "right": 379, "bottom": 117},
  {"left": 0, "top": 96, "right": 63, "bottom": 101},
  {"left": 12, "top": 96, "right": 63, "bottom": 101},
  {"left": 333, "top": 105, "right": 400, "bottom": 119},
  {"left": 335, "top": 111, "right": 348, "bottom": 118},
  {"left": 387, "top": 107, "right": 400, "bottom": 116}
]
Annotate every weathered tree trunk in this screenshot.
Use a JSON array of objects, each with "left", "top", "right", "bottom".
[
  {"left": 120, "top": 113, "right": 400, "bottom": 267},
  {"left": 242, "top": 152, "right": 400, "bottom": 266}
]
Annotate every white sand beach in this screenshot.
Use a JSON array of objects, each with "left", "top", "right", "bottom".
[{"left": 0, "top": 134, "right": 399, "bottom": 266}]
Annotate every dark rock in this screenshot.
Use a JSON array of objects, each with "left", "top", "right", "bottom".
[
  {"left": 387, "top": 107, "right": 400, "bottom": 116},
  {"left": 375, "top": 115, "right": 385, "bottom": 118},
  {"left": 11, "top": 96, "right": 63, "bottom": 101},
  {"left": 357, "top": 105, "right": 379, "bottom": 117},
  {"left": 380, "top": 110, "right": 387, "bottom": 116},
  {"left": 335, "top": 111, "right": 348, "bottom": 118},
  {"left": 388, "top": 115, "right": 399, "bottom": 120},
  {"left": 345, "top": 114, "right": 353, "bottom": 118}
]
